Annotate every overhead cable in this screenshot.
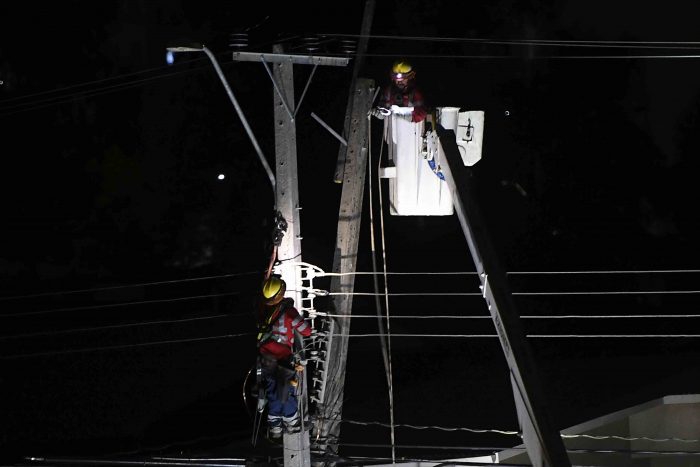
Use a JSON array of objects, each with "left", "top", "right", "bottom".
[
  {"left": 0, "top": 35, "right": 299, "bottom": 117},
  {"left": 337, "top": 443, "right": 700, "bottom": 457},
  {"left": 333, "top": 333, "right": 700, "bottom": 338},
  {"left": 319, "top": 32, "right": 700, "bottom": 49},
  {"left": 340, "top": 418, "right": 518, "bottom": 435},
  {"left": 329, "top": 418, "right": 700, "bottom": 443},
  {"left": 319, "top": 312, "right": 700, "bottom": 319},
  {"left": 508, "top": 269, "right": 700, "bottom": 274},
  {"left": 326, "top": 290, "right": 700, "bottom": 297},
  {"left": 0, "top": 56, "right": 208, "bottom": 105},
  {"left": 0, "top": 313, "right": 244, "bottom": 341},
  {"left": 0, "top": 291, "right": 241, "bottom": 318},
  {"left": 514, "top": 290, "right": 700, "bottom": 296},
  {"left": 318, "top": 271, "right": 476, "bottom": 276},
  {"left": 0, "top": 332, "right": 254, "bottom": 360},
  {"left": 561, "top": 433, "right": 700, "bottom": 443},
  {"left": 319, "top": 268, "right": 700, "bottom": 277},
  {"left": 0, "top": 66, "right": 210, "bottom": 118},
  {"left": 0, "top": 270, "right": 260, "bottom": 301}
]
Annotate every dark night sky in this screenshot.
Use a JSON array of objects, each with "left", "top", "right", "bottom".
[{"left": 3, "top": 0, "right": 700, "bottom": 464}]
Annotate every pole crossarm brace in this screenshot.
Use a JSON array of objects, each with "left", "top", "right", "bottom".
[
  {"left": 232, "top": 52, "right": 350, "bottom": 67},
  {"left": 233, "top": 52, "right": 349, "bottom": 123},
  {"left": 310, "top": 112, "right": 348, "bottom": 147},
  {"left": 436, "top": 126, "right": 572, "bottom": 467}
]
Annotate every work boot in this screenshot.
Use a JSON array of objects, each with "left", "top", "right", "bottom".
[
  {"left": 284, "top": 414, "right": 302, "bottom": 434},
  {"left": 269, "top": 425, "right": 283, "bottom": 439}
]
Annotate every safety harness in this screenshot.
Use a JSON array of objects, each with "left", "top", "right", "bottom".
[{"left": 256, "top": 298, "right": 293, "bottom": 347}]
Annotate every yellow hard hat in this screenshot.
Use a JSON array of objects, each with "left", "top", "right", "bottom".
[
  {"left": 391, "top": 60, "right": 415, "bottom": 80},
  {"left": 262, "top": 276, "right": 286, "bottom": 304}
]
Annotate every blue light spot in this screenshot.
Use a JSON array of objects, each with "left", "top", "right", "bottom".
[{"left": 166, "top": 51, "right": 175, "bottom": 65}]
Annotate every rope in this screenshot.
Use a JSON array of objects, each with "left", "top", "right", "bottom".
[
  {"left": 376, "top": 107, "right": 396, "bottom": 465},
  {"left": 367, "top": 112, "right": 391, "bottom": 390}
]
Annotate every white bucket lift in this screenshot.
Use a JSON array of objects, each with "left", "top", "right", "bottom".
[{"left": 379, "top": 106, "right": 485, "bottom": 216}]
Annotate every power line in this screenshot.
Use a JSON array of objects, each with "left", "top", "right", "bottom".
[
  {"left": 0, "top": 65, "right": 210, "bottom": 118},
  {"left": 561, "top": 433, "right": 700, "bottom": 443},
  {"left": 340, "top": 419, "right": 518, "bottom": 435},
  {"left": 347, "top": 51, "right": 700, "bottom": 60},
  {"left": 508, "top": 269, "right": 700, "bottom": 274},
  {"left": 0, "top": 56, "right": 208, "bottom": 105},
  {"left": 0, "top": 270, "right": 260, "bottom": 301},
  {"left": 320, "top": 312, "right": 700, "bottom": 319},
  {"left": 0, "top": 291, "right": 241, "bottom": 319},
  {"left": 318, "top": 271, "right": 477, "bottom": 276},
  {"left": 327, "top": 418, "right": 700, "bottom": 443},
  {"left": 514, "top": 290, "right": 700, "bottom": 296},
  {"left": 336, "top": 443, "right": 700, "bottom": 457},
  {"left": 0, "top": 332, "right": 254, "bottom": 360},
  {"left": 328, "top": 292, "right": 481, "bottom": 296},
  {"left": 326, "top": 290, "right": 700, "bottom": 297},
  {"left": 0, "top": 36, "right": 301, "bottom": 118},
  {"left": 319, "top": 32, "right": 700, "bottom": 49},
  {"left": 333, "top": 333, "right": 700, "bottom": 338},
  {"left": 0, "top": 313, "right": 246, "bottom": 341},
  {"left": 319, "top": 268, "right": 700, "bottom": 277}
]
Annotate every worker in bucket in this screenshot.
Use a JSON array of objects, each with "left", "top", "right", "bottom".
[
  {"left": 371, "top": 59, "right": 428, "bottom": 123},
  {"left": 256, "top": 275, "right": 311, "bottom": 439}
]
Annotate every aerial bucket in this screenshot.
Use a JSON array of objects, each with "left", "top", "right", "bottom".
[{"left": 378, "top": 106, "right": 485, "bottom": 216}]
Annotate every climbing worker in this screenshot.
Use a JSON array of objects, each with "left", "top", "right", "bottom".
[
  {"left": 256, "top": 275, "right": 311, "bottom": 439},
  {"left": 371, "top": 59, "right": 428, "bottom": 123}
]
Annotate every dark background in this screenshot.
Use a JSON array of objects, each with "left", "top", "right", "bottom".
[{"left": 3, "top": 0, "right": 700, "bottom": 464}]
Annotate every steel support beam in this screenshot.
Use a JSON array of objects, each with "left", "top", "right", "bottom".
[{"left": 436, "top": 126, "right": 571, "bottom": 467}]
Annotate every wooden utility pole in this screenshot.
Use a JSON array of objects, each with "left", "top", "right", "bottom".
[
  {"left": 231, "top": 44, "right": 348, "bottom": 467},
  {"left": 333, "top": 0, "right": 376, "bottom": 183},
  {"left": 270, "top": 43, "right": 311, "bottom": 467},
  {"left": 315, "top": 78, "right": 375, "bottom": 460},
  {"left": 437, "top": 126, "right": 572, "bottom": 467}
]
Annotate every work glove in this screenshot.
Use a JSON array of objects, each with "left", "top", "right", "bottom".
[{"left": 370, "top": 107, "right": 388, "bottom": 120}]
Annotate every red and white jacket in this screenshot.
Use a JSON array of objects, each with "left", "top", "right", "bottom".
[
  {"left": 258, "top": 298, "right": 311, "bottom": 360},
  {"left": 381, "top": 83, "right": 428, "bottom": 123}
]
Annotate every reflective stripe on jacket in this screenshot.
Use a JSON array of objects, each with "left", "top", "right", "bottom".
[{"left": 259, "top": 299, "right": 311, "bottom": 360}]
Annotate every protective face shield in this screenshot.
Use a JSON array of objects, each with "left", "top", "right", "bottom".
[{"left": 262, "top": 276, "right": 286, "bottom": 305}]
